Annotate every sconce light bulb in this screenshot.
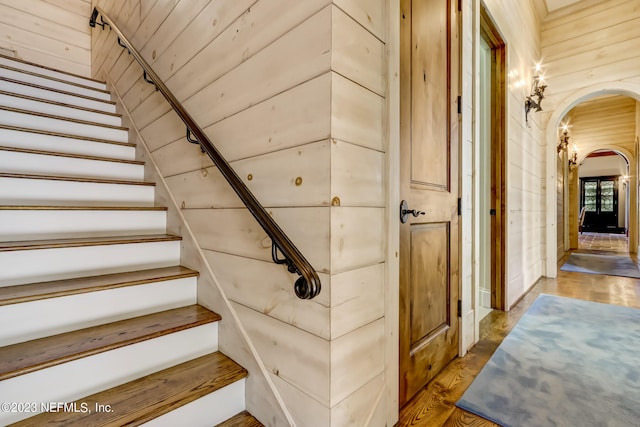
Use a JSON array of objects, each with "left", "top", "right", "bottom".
[
  {"left": 535, "top": 62, "right": 542, "bottom": 72},
  {"left": 562, "top": 123, "right": 568, "bottom": 132}
]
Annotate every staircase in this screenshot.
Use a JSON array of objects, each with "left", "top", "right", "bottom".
[{"left": 0, "top": 54, "right": 261, "bottom": 426}]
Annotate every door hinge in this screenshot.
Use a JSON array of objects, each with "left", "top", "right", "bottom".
[
  {"left": 457, "top": 197, "right": 462, "bottom": 216},
  {"left": 457, "top": 300, "right": 462, "bottom": 318},
  {"left": 458, "top": 0, "right": 462, "bottom": 12},
  {"left": 457, "top": 95, "right": 462, "bottom": 114}
]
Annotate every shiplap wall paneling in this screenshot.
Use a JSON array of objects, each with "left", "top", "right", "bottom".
[
  {"left": 0, "top": 0, "right": 91, "bottom": 76},
  {"left": 93, "top": 0, "right": 390, "bottom": 424},
  {"left": 542, "top": 0, "right": 640, "bottom": 111}
]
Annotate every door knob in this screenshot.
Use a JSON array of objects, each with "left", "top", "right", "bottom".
[{"left": 400, "top": 200, "right": 426, "bottom": 223}]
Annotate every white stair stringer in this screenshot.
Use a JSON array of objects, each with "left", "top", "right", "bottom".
[
  {"left": 0, "top": 207, "right": 167, "bottom": 241},
  {"left": 0, "top": 126, "right": 135, "bottom": 160},
  {"left": 0, "top": 66, "right": 111, "bottom": 100},
  {"left": 0, "top": 239, "right": 181, "bottom": 287},
  {"left": 0, "top": 276, "right": 197, "bottom": 346},
  {"left": 0, "top": 79, "right": 116, "bottom": 113},
  {"left": 0, "top": 148, "right": 144, "bottom": 181},
  {"left": 0, "top": 55, "right": 107, "bottom": 90},
  {"left": 0, "top": 92, "right": 121, "bottom": 126},
  {"left": 0, "top": 323, "right": 218, "bottom": 425}
]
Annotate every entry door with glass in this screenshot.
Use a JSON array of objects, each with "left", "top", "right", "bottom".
[{"left": 580, "top": 176, "right": 618, "bottom": 231}]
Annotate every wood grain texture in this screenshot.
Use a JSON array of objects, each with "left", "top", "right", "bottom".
[
  {"left": 398, "top": 269, "right": 640, "bottom": 426},
  {"left": 0, "top": 305, "right": 219, "bottom": 381},
  {"left": 216, "top": 410, "right": 263, "bottom": 427},
  {"left": 0, "top": 265, "right": 196, "bottom": 306},
  {"left": 13, "top": 352, "right": 246, "bottom": 426},
  {"left": 0, "top": 234, "right": 180, "bottom": 252}
]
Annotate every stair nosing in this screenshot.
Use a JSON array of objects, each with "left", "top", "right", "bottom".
[
  {"left": 0, "top": 90, "right": 122, "bottom": 118},
  {"left": 0, "top": 305, "right": 220, "bottom": 381},
  {"left": 0, "top": 266, "right": 198, "bottom": 306},
  {"left": 0, "top": 145, "right": 144, "bottom": 165},
  {"left": 0, "top": 53, "right": 106, "bottom": 85},
  {"left": 0, "top": 64, "right": 110, "bottom": 94},
  {"left": 0, "top": 172, "right": 155, "bottom": 186},
  {"left": 0, "top": 106, "right": 128, "bottom": 131},
  {"left": 0, "top": 234, "right": 182, "bottom": 252},
  {"left": 10, "top": 352, "right": 247, "bottom": 426},
  {"left": 0, "top": 77, "right": 116, "bottom": 105},
  {"left": 0, "top": 124, "right": 135, "bottom": 147}
]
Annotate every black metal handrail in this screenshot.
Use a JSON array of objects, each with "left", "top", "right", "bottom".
[{"left": 90, "top": 7, "right": 320, "bottom": 299}]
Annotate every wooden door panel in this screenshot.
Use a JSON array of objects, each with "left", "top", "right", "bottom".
[
  {"left": 410, "top": 0, "right": 449, "bottom": 189},
  {"left": 399, "top": 0, "right": 459, "bottom": 407},
  {"left": 410, "top": 223, "right": 449, "bottom": 347}
]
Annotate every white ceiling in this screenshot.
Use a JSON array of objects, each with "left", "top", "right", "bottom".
[{"left": 544, "top": 0, "right": 584, "bottom": 12}]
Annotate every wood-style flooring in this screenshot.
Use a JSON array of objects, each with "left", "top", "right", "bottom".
[{"left": 397, "top": 264, "right": 640, "bottom": 426}]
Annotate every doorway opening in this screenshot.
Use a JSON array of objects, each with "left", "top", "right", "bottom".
[{"left": 478, "top": 7, "right": 506, "bottom": 318}]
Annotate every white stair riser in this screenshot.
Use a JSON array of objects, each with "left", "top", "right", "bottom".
[
  {"left": 0, "top": 57, "right": 107, "bottom": 90},
  {"left": 0, "top": 240, "right": 181, "bottom": 287},
  {"left": 0, "top": 80, "right": 115, "bottom": 113},
  {"left": 0, "top": 277, "right": 197, "bottom": 346},
  {"left": 0, "top": 110, "right": 128, "bottom": 142},
  {"left": 144, "top": 380, "right": 245, "bottom": 427},
  {"left": 0, "top": 324, "right": 218, "bottom": 425},
  {"left": 0, "top": 150, "right": 144, "bottom": 181},
  {"left": 0, "top": 67, "right": 110, "bottom": 101},
  {"left": 0, "top": 94, "right": 121, "bottom": 126},
  {"left": 0, "top": 128, "right": 134, "bottom": 160},
  {"left": 0, "top": 209, "right": 166, "bottom": 241},
  {"left": 0, "top": 177, "right": 155, "bottom": 207}
]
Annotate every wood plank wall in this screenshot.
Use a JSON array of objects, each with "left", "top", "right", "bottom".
[
  {"left": 476, "top": 0, "right": 545, "bottom": 307},
  {"left": 91, "top": 0, "right": 388, "bottom": 425},
  {"left": 542, "top": 0, "right": 640, "bottom": 111},
  {"left": 0, "top": 0, "right": 91, "bottom": 76}
]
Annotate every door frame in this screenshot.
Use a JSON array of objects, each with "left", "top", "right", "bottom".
[{"left": 478, "top": 6, "right": 506, "bottom": 311}]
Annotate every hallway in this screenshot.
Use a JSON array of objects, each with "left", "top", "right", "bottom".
[
  {"left": 397, "top": 269, "right": 640, "bottom": 426},
  {"left": 578, "top": 232, "right": 629, "bottom": 253}
]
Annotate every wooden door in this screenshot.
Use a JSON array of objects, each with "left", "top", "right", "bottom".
[{"left": 399, "top": 0, "right": 460, "bottom": 406}]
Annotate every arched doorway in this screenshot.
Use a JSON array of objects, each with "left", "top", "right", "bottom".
[{"left": 545, "top": 83, "right": 640, "bottom": 277}]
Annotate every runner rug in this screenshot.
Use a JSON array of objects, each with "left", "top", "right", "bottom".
[
  {"left": 456, "top": 294, "right": 640, "bottom": 427},
  {"left": 560, "top": 252, "right": 640, "bottom": 278}
]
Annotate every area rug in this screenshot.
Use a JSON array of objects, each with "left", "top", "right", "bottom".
[
  {"left": 560, "top": 252, "right": 640, "bottom": 278},
  {"left": 456, "top": 294, "right": 640, "bottom": 427}
]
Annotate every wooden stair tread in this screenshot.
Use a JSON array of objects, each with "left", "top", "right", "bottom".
[
  {"left": 0, "top": 90, "right": 121, "bottom": 117},
  {"left": 0, "top": 172, "right": 155, "bottom": 185},
  {"left": 0, "top": 64, "right": 110, "bottom": 94},
  {"left": 0, "top": 124, "right": 134, "bottom": 146},
  {"left": 0, "top": 305, "right": 220, "bottom": 381},
  {"left": 0, "top": 266, "right": 198, "bottom": 306},
  {"left": 0, "top": 77, "right": 115, "bottom": 105},
  {"left": 11, "top": 352, "right": 247, "bottom": 426},
  {"left": 216, "top": 411, "right": 264, "bottom": 427},
  {"left": 0, "top": 234, "right": 181, "bottom": 252},
  {"left": 0, "top": 53, "right": 107, "bottom": 85},
  {"left": 0, "top": 205, "right": 167, "bottom": 211},
  {"left": 0, "top": 145, "right": 144, "bottom": 165},
  {"left": 0, "top": 106, "right": 127, "bottom": 131}
]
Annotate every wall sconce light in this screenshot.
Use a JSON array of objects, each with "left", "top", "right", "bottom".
[
  {"left": 525, "top": 74, "right": 547, "bottom": 126},
  {"left": 568, "top": 144, "right": 578, "bottom": 168},
  {"left": 557, "top": 125, "right": 570, "bottom": 154}
]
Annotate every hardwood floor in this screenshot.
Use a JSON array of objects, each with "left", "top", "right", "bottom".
[{"left": 397, "top": 269, "right": 640, "bottom": 426}]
